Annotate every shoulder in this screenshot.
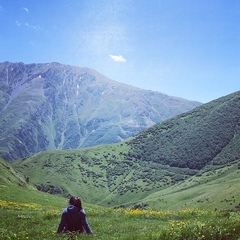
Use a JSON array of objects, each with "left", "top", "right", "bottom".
[
  {"left": 62, "top": 208, "right": 68, "bottom": 214},
  {"left": 79, "top": 209, "right": 86, "bottom": 216}
]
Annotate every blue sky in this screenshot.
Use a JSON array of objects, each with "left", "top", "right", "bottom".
[{"left": 0, "top": 0, "right": 240, "bottom": 103}]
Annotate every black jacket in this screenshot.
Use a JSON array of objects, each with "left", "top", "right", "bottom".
[{"left": 57, "top": 205, "right": 93, "bottom": 234}]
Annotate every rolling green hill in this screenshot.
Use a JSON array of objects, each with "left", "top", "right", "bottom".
[
  {"left": 139, "top": 161, "right": 240, "bottom": 211},
  {"left": 128, "top": 90, "right": 240, "bottom": 169},
  {"left": 0, "top": 157, "right": 30, "bottom": 187},
  {"left": 10, "top": 91, "right": 240, "bottom": 211},
  {"left": 1, "top": 173, "right": 240, "bottom": 239}
]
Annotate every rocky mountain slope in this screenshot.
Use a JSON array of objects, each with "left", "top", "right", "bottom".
[{"left": 0, "top": 61, "right": 200, "bottom": 161}]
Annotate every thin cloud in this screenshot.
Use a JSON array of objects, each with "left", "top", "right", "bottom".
[
  {"left": 110, "top": 55, "right": 126, "bottom": 62},
  {"left": 15, "top": 20, "right": 43, "bottom": 31},
  {"left": 23, "top": 7, "right": 29, "bottom": 13},
  {"left": 16, "top": 21, "right": 22, "bottom": 27}
]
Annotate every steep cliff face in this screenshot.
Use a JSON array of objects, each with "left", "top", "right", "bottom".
[{"left": 0, "top": 62, "right": 201, "bottom": 161}]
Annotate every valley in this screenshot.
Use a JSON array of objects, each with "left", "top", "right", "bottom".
[
  {"left": 8, "top": 90, "right": 240, "bottom": 210},
  {"left": 1, "top": 89, "right": 240, "bottom": 239}
]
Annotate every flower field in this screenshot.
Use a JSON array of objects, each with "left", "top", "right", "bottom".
[{"left": 1, "top": 197, "right": 240, "bottom": 240}]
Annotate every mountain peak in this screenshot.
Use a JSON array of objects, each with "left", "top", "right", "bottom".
[{"left": 0, "top": 62, "right": 201, "bottom": 161}]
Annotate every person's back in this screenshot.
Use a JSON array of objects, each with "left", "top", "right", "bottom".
[
  {"left": 65, "top": 205, "right": 84, "bottom": 232},
  {"left": 57, "top": 196, "right": 93, "bottom": 234},
  {"left": 72, "top": 197, "right": 93, "bottom": 233}
]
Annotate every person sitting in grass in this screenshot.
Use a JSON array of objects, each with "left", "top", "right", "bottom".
[{"left": 57, "top": 196, "right": 93, "bottom": 234}]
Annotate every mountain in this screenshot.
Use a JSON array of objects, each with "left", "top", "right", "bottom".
[
  {"left": 128, "top": 90, "right": 240, "bottom": 169},
  {"left": 12, "top": 91, "right": 240, "bottom": 210},
  {"left": 0, "top": 61, "right": 200, "bottom": 161}
]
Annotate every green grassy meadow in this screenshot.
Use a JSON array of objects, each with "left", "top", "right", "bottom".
[{"left": 1, "top": 184, "right": 240, "bottom": 240}]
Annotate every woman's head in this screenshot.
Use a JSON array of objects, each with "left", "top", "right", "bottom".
[
  {"left": 74, "top": 197, "right": 82, "bottom": 210},
  {"left": 69, "top": 196, "right": 76, "bottom": 205}
]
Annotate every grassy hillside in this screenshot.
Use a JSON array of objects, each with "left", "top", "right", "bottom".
[
  {"left": 1, "top": 181, "right": 240, "bottom": 239},
  {"left": 137, "top": 161, "right": 240, "bottom": 211},
  {"left": 0, "top": 157, "right": 30, "bottom": 187},
  {"left": 2, "top": 153, "right": 240, "bottom": 239},
  {"left": 128, "top": 90, "right": 240, "bottom": 169},
  {"left": 12, "top": 144, "right": 198, "bottom": 207},
  {"left": 12, "top": 91, "right": 240, "bottom": 209},
  {"left": 11, "top": 148, "right": 240, "bottom": 211}
]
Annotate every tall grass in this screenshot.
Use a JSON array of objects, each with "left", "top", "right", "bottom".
[{"left": 1, "top": 197, "right": 240, "bottom": 240}]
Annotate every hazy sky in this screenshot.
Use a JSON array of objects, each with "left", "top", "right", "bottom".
[{"left": 0, "top": 0, "right": 240, "bottom": 103}]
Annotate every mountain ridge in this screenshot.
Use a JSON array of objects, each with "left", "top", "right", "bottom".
[
  {"left": 128, "top": 90, "right": 240, "bottom": 169},
  {"left": 0, "top": 61, "right": 201, "bottom": 161}
]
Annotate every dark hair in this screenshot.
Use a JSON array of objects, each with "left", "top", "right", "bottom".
[
  {"left": 74, "top": 197, "right": 82, "bottom": 210},
  {"left": 69, "top": 196, "right": 76, "bottom": 205}
]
